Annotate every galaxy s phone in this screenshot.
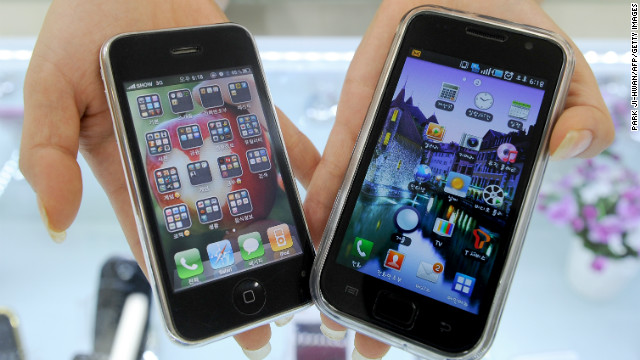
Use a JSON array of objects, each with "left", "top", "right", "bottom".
[
  {"left": 311, "top": 6, "right": 574, "bottom": 359},
  {"left": 100, "top": 24, "right": 315, "bottom": 344}
]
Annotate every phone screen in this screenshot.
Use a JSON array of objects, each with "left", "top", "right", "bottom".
[
  {"left": 335, "top": 49, "right": 547, "bottom": 314},
  {"left": 123, "top": 66, "right": 304, "bottom": 293}
]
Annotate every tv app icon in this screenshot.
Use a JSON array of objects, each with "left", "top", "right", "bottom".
[{"left": 433, "top": 217, "right": 454, "bottom": 237}]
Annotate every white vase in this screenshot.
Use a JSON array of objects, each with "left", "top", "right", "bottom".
[{"left": 566, "top": 237, "right": 640, "bottom": 301}]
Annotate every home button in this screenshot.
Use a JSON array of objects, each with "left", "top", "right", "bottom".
[
  {"left": 372, "top": 291, "right": 417, "bottom": 329},
  {"left": 233, "top": 279, "right": 266, "bottom": 315}
]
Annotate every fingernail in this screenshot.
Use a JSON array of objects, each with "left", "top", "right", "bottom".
[
  {"left": 274, "top": 314, "right": 293, "bottom": 327},
  {"left": 352, "top": 347, "right": 382, "bottom": 360},
  {"left": 241, "top": 342, "right": 271, "bottom": 360},
  {"left": 319, "top": 323, "right": 346, "bottom": 341},
  {"left": 551, "top": 129, "right": 593, "bottom": 160},
  {"left": 37, "top": 197, "right": 66, "bottom": 243}
]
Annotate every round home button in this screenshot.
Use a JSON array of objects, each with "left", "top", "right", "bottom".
[{"left": 233, "top": 279, "right": 266, "bottom": 315}]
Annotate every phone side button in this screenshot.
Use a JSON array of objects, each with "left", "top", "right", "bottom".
[
  {"left": 232, "top": 279, "right": 266, "bottom": 315},
  {"left": 372, "top": 291, "right": 417, "bottom": 330}
]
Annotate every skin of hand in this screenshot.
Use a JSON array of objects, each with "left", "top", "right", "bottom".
[
  {"left": 19, "top": 0, "right": 321, "bottom": 355},
  {"left": 302, "top": 0, "right": 614, "bottom": 358}
]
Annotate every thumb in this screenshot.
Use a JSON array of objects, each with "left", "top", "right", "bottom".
[{"left": 20, "top": 59, "right": 83, "bottom": 242}]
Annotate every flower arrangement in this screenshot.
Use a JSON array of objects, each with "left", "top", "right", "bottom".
[{"left": 537, "top": 150, "right": 640, "bottom": 270}]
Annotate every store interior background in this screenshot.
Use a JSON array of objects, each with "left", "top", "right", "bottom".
[{"left": 0, "top": 0, "right": 637, "bottom": 359}]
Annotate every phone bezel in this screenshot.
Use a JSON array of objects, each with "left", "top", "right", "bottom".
[
  {"left": 100, "top": 24, "right": 315, "bottom": 344},
  {"left": 311, "top": 6, "right": 574, "bottom": 359}
]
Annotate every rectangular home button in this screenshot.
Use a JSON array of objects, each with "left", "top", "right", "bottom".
[{"left": 372, "top": 291, "right": 417, "bottom": 329}]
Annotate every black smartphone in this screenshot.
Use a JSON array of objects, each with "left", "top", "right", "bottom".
[
  {"left": 0, "top": 309, "right": 24, "bottom": 360},
  {"left": 311, "top": 7, "right": 574, "bottom": 359},
  {"left": 94, "top": 257, "right": 150, "bottom": 358},
  {"left": 100, "top": 24, "right": 315, "bottom": 344}
]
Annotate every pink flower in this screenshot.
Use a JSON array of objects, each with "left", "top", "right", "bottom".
[
  {"left": 588, "top": 216, "right": 625, "bottom": 244},
  {"left": 582, "top": 205, "right": 598, "bottom": 221},
  {"left": 591, "top": 256, "right": 607, "bottom": 272},
  {"left": 616, "top": 186, "right": 640, "bottom": 229},
  {"left": 545, "top": 195, "right": 577, "bottom": 226},
  {"left": 571, "top": 218, "right": 585, "bottom": 232}
]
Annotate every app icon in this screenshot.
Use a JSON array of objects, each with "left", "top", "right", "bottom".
[
  {"left": 228, "top": 81, "right": 251, "bottom": 103},
  {"left": 238, "top": 232, "right": 265, "bottom": 260},
  {"left": 145, "top": 130, "right": 172, "bottom": 156},
  {"left": 227, "top": 189, "right": 253, "bottom": 216},
  {"left": 497, "top": 143, "right": 518, "bottom": 163},
  {"left": 444, "top": 172, "right": 471, "bottom": 198},
  {"left": 168, "top": 89, "right": 194, "bottom": 114},
  {"left": 246, "top": 148, "right": 271, "bottom": 173},
  {"left": 207, "top": 240, "right": 234, "bottom": 269},
  {"left": 174, "top": 248, "right": 203, "bottom": 279},
  {"left": 433, "top": 217, "right": 454, "bottom": 237},
  {"left": 163, "top": 204, "right": 191, "bottom": 232},
  {"left": 416, "top": 261, "right": 443, "bottom": 283},
  {"left": 393, "top": 206, "right": 421, "bottom": 233},
  {"left": 196, "top": 196, "right": 223, "bottom": 224},
  {"left": 470, "top": 63, "right": 480, "bottom": 73},
  {"left": 154, "top": 166, "right": 181, "bottom": 193},
  {"left": 452, "top": 273, "right": 476, "bottom": 296},
  {"left": 411, "top": 49, "right": 422, "bottom": 57},
  {"left": 482, "top": 185, "right": 505, "bottom": 207},
  {"left": 473, "top": 228, "right": 491, "bottom": 250},
  {"left": 460, "top": 133, "right": 482, "bottom": 151},
  {"left": 267, "top": 224, "right": 293, "bottom": 252},
  {"left": 200, "top": 85, "right": 224, "bottom": 109},
  {"left": 384, "top": 249, "right": 405, "bottom": 271},
  {"left": 177, "top": 124, "right": 203, "bottom": 150},
  {"left": 236, "top": 114, "right": 262, "bottom": 138},
  {"left": 474, "top": 92, "right": 494, "bottom": 110},
  {"left": 137, "top": 94, "right": 163, "bottom": 119},
  {"left": 351, "top": 237, "right": 373, "bottom": 261},
  {"left": 208, "top": 119, "right": 233, "bottom": 143},
  {"left": 508, "top": 100, "right": 532, "bottom": 120},
  {"left": 425, "top": 123, "right": 446, "bottom": 142},
  {"left": 217, "top": 154, "right": 243, "bottom": 178},
  {"left": 438, "top": 82, "right": 460, "bottom": 102},
  {"left": 187, "top": 160, "right": 213, "bottom": 186}
]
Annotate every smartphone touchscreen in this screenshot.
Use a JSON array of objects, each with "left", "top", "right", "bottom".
[
  {"left": 334, "top": 49, "right": 547, "bottom": 314},
  {"left": 124, "top": 67, "right": 305, "bottom": 292},
  {"left": 316, "top": 10, "right": 570, "bottom": 354}
]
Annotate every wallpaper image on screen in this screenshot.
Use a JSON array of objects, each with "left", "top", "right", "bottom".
[
  {"left": 337, "top": 52, "right": 545, "bottom": 314},
  {"left": 125, "top": 68, "right": 303, "bottom": 292}
]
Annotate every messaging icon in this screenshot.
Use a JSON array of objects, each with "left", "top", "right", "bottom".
[
  {"left": 238, "top": 232, "right": 265, "bottom": 261},
  {"left": 416, "top": 261, "right": 442, "bottom": 283}
]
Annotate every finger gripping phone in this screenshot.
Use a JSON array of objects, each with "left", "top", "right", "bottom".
[
  {"left": 311, "top": 7, "right": 573, "bottom": 359},
  {"left": 100, "top": 24, "right": 315, "bottom": 344}
]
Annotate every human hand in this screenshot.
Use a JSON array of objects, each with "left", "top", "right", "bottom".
[
  {"left": 19, "top": 0, "right": 321, "bottom": 357},
  {"left": 303, "top": 0, "right": 613, "bottom": 359}
]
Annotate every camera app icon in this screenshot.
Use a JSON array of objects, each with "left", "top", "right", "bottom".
[{"left": 460, "top": 133, "right": 482, "bottom": 151}]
